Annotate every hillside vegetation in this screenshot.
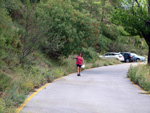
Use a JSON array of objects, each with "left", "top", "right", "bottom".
[{"left": 0, "top": 0, "right": 148, "bottom": 112}]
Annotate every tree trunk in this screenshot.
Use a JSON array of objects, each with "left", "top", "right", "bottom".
[
  {"left": 101, "top": 10, "right": 104, "bottom": 22},
  {"left": 144, "top": 0, "right": 150, "bottom": 64},
  {"left": 148, "top": 45, "right": 150, "bottom": 65},
  {"left": 143, "top": 34, "right": 150, "bottom": 64},
  {"left": 148, "top": 0, "right": 150, "bottom": 14}
]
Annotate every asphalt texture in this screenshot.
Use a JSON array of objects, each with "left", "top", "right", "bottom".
[{"left": 21, "top": 63, "right": 150, "bottom": 113}]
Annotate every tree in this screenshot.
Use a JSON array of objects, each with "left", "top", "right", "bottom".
[
  {"left": 71, "top": 0, "right": 122, "bottom": 53},
  {"left": 0, "top": 0, "right": 17, "bottom": 66},
  {"left": 39, "top": 0, "right": 101, "bottom": 57},
  {"left": 71, "top": 0, "right": 121, "bottom": 40},
  {"left": 112, "top": 0, "right": 150, "bottom": 64},
  {"left": 7, "top": 0, "right": 49, "bottom": 63}
]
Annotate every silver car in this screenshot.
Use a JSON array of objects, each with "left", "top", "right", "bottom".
[
  {"left": 100, "top": 52, "right": 124, "bottom": 61},
  {"left": 131, "top": 53, "right": 146, "bottom": 62}
]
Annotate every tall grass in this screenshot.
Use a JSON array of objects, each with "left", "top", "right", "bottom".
[
  {"left": 0, "top": 54, "right": 121, "bottom": 112},
  {"left": 128, "top": 65, "right": 150, "bottom": 91}
]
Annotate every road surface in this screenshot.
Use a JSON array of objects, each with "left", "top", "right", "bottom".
[{"left": 21, "top": 63, "right": 150, "bottom": 113}]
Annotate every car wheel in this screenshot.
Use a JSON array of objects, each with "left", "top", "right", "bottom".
[
  {"left": 126, "top": 59, "right": 129, "bottom": 63},
  {"left": 136, "top": 58, "right": 140, "bottom": 62}
]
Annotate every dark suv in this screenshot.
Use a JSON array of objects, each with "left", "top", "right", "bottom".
[{"left": 120, "top": 52, "right": 134, "bottom": 62}]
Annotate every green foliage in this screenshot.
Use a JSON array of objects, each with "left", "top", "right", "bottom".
[
  {"left": 0, "top": 1, "right": 18, "bottom": 67},
  {"left": 85, "top": 57, "right": 121, "bottom": 69},
  {"left": 38, "top": 0, "right": 101, "bottom": 57},
  {"left": 112, "top": 6, "right": 150, "bottom": 36},
  {"left": 107, "top": 35, "right": 148, "bottom": 55},
  {"left": 0, "top": 98, "right": 6, "bottom": 113},
  {"left": 81, "top": 47, "right": 99, "bottom": 62},
  {"left": 5, "top": 85, "right": 26, "bottom": 107},
  {"left": 96, "top": 35, "right": 111, "bottom": 53},
  {"left": 128, "top": 65, "right": 150, "bottom": 91},
  {"left": 3, "top": 0, "right": 50, "bottom": 64},
  {"left": 0, "top": 73, "right": 11, "bottom": 91},
  {"left": 18, "top": 1, "right": 48, "bottom": 63},
  {"left": 111, "top": 0, "right": 150, "bottom": 63},
  {"left": 72, "top": 0, "right": 121, "bottom": 40},
  {"left": 0, "top": 74, "right": 26, "bottom": 112},
  {"left": 100, "top": 23, "right": 119, "bottom": 40}
]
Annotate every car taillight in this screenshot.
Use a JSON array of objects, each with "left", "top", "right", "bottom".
[{"left": 119, "top": 56, "right": 122, "bottom": 58}]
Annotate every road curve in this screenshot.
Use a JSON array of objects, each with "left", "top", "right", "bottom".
[{"left": 21, "top": 63, "right": 150, "bottom": 113}]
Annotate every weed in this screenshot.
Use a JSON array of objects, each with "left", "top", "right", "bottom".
[
  {"left": 0, "top": 73, "right": 12, "bottom": 91},
  {"left": 128, "top": 65, "right": 150, "bottom": 91},
  {"left": 0, "top": 98, "right": 6, "bottom": 113}
]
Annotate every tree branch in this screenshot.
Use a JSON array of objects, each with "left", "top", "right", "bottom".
[
  {"left": 148, "top": 0, "right": 150, "bottom": 14},
  {"left": 135, "top": 0, "right": 140, "bottom": 7},
  {"left": 132, "top": 1, "right": 135, "bottom": 15}
]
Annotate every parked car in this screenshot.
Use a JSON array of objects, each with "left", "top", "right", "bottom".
[
  {"left": 130, "top": 53, "right": 146, "bottom": 62},
  {"left": 120, "top": 52, "right": 134, "bottom": 62},
  {"left": 100, "top": 52, "right": 124, "bottom": 61}
]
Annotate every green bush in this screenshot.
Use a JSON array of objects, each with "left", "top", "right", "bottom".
[
  {"left": 81, "top": 47, "right": 99, "bottom": 62},
  {"left": 37, "top": 0, "right": 101, "bottom": 57},
  {"left": 51, "top": 68, "right": 64, "bottom": 79}
]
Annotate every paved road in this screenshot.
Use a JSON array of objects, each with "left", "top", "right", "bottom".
[{"left": 21, "top": 63, "right": 150, "bottom": 113}]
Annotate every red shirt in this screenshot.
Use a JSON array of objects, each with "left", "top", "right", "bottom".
[{"left": 76, "top": 56, "right": 83, "bottom": 65}]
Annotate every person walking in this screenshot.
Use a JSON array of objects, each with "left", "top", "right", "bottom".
[{"left": 76, "top": 53, "right": 84, "bottom": 76}]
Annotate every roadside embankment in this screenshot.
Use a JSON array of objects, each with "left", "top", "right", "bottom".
[
  {"left": 128, "top": 64, "right": 150, "bottom": 92},
  {"left": 0, "top": 55, "right": 121, "bottom": 113}
]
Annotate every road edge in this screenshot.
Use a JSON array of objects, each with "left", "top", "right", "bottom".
[
  {"left": 128, "top": 78, "right": 150, "bottom": 96},
  {"left": 16, "top": 63, "right": 124, "bottom": 113},
  {"left": 16, "top": 76, "right": 66, "bottom": 113},
  {"left": 16, "top": 83, "right": 51, "bottom": 113}
]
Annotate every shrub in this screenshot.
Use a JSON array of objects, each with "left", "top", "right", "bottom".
[
  {"left": 51, "top": 68, "right": 64, "bottom": 79},
  {"left": 81, "top": 47, "right": 99, "bottom": 62}
]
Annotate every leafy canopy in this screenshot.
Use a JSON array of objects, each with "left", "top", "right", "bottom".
[{"left": 112, "top": 0, "right": 150, "bottom": 37}]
